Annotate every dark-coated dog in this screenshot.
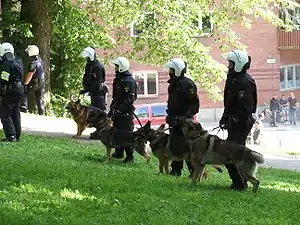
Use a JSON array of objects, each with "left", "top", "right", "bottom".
[
  {"left": 134, "top": 121, "right": 222, "bottom": 179},
  {"left": 179, "top": 119, "right": 264, "bottom": 193},
  {"left": 65, "top": 99, "right": 107, "bottom": 138},
  {"left": 92, "top": 118, "right": 151, "bottom": 163}
]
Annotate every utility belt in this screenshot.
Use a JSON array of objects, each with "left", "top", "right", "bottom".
[{"left": 0, "top": 82, "right": 22, "bottom": 96}]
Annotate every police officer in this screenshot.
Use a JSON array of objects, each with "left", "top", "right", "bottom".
[
  {"left": 219, "top": 50, "right": 257, "bottom": 191},
  {"left": 108, "top": 57, "right": 137, "bottom": 163},
  {"left": 164, "top": 58, "right": 200, "bottom": 176},
  {"left": 79, "top": 46, "right": 107, "bottom": 110},
  {"left": 0, "top": 42, "right": 24, "bottom": 142},
  {"left": 21, "top": 45, "right": 45, "bottom": 115}
]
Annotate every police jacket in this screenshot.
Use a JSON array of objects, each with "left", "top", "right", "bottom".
[
  {"left": 269, "top": 98, "right": 279, "bottom": 111},
  {"left": 223, "top": 72, "right": 257, "bottom": 117},
  {"left": 0, "top": 53, "right": 24, "bottom": 96},
  {"left": 110, "top": 71, "right": 137, "bottom": 114},
  {"left": 167, "top": 76, "right": 200, "bottom": 119},
  {"left": 83, "top": 59, "right": 106, "bottom": 96},
  {"left": 28, "top": 56, "right": 44, "bottom": 81}
]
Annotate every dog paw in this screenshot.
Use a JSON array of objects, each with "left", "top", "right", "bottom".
[{"left": 72, "top": 135, "right": 80, "bottom": 139}]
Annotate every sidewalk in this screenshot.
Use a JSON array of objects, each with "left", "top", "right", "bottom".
[{"left": 0, "top": 113, "right": 299, "bottom": 172}]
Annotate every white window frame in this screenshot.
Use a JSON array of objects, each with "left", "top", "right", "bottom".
[
  {"left": 130, "top": 12, "right": 154, "bottom": 38},
  {"left": 281, "top": 5, "right": 300, "bottom": 30},
  {"left": 132, "top": 71, "right": 159, "bottom": 97},
  {"left": 197, "top": 11, "right": 214, "bottom": 36},
  {"left": 280, "top": 64, "right": 300, "bottom": 90},
  {"left": 130, "top": 21, "right": 141, "bottom": 37}
]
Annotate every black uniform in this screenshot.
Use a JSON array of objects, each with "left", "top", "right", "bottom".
[
  {"left": 21, "top": 56, "right": 45, "bottom": 115},
  {"left": 0, "top": 53, "right": 24, "bottom": 141},
  {"left": 82, "top": 59, "right": 107, "bottom": 110},
  {"left": 167, "top": 76, "right": 200, "bottom": 176},
  {"left": 269, "top": 97, "right": 279, "bottom": 127},
  {"left": 108, "top": 71, "right": 137, "bottom": 161},
  {"left": 220, "top": 71, "right": 257, "bottom": 190}
]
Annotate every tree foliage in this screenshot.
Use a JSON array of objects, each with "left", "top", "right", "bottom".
[
  {"left": 1, "top": 0, "right": 299, "bottom": 116},
  {"left": 81, "top": 0, "right": 299, "bottom": 101}
]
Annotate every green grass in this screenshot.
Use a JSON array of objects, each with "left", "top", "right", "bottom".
[{"left": 0, "top": 132, "right": 299, "bottom": 225}]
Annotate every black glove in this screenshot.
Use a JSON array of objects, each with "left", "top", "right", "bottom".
[
  {"left": 79, "top": 89, "right": 87, "bottom": 95},
  {"left": 166, "top": 115, "right": 175, "bottom": 126},
  {"left": 219, "top": 115, "right": 228, "bottom": 130}
]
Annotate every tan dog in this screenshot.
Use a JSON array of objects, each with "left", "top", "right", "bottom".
[
  {"left": 92, "top": 118, "right": 151, "bottom": 163},
  {"left": 134, "top": 121, "right": 222, "bottom": 178},
  {"left": 65, "top": 99, "right": 107, "bottom": 138},
  {"left": 179, "top": 119, "right": 264, "bottom": 193}
]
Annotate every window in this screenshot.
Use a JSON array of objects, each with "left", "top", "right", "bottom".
[
  {"left": 130, "top": 21, "right": 142, "bottom": 37},
  {"left": 280, "top": 65, "right": 300, "bottom": 90},
  {"left": 151, "top": 105, "right": 167, "bottom": 117},
  {"left": 193, "top": 11, "right": 214, "bottom": 36},
  {"left": 134, "top": 73, "right": 145, "bottom": 95},
  {"left": 133, "top": 71, "right": 158, "bottom": 96},
  {"left": 287, "top": 66, "right": 293, "bottom": 88},
  {"left": 280, "top": 68, "right": 285, "bottom": 89},
  {"left": 280, "top": 5, "right": 300, "bottom": 30},
  {"left": 130, "top": 12, "right": 155, "bottom": 37},
  {"left": 134, "top": 106, "right": 149, "bottom": 118},
  {"left": 296, "top": 65, "right": 300, "bottom": 87}
]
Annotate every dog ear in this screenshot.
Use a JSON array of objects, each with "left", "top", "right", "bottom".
[
  {"left": 145, "top": 120, "right": 151, "bottom": 128},
  {"left": 157, "top": 124, "right": 165, "bottom": 132}
]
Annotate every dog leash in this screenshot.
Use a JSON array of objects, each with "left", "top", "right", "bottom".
[
  {"left": 162, "top": 127, "right": 171, "bottom": 132},
  {"left": 132, "top": 112, "right": 143, "bottom": 128},
  {"left": 210, "top": 126, "right": 222, "bottom": 136}
]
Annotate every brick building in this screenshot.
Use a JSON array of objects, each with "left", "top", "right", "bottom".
[{"left": 103, "top": 6, "right": 300, "bottom": 121}]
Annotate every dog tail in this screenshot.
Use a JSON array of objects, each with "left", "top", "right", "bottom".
[{"left": 249, "top": 150, "right": 264, "bottom": 164}]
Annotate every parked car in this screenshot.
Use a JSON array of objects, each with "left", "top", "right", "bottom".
[{"left": 133, "top": 103, "right": 197, "bottom": 127}]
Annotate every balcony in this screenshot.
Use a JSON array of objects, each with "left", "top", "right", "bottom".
[{"left": 278, "top": 29, "right": 300, "bottom": 50}]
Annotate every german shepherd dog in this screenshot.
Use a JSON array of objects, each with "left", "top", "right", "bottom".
[
  {"left": 65, "top": 99, "right": 107, "bottom": 138},
  {"left": 92, "top": 118, "right": 151, "bottom": 163},
  {"left": 179, "top": 119, "right": 264, "bottom": 193},
  {"left": 134, "top": 121, "right": 222, "bottom": 178}
]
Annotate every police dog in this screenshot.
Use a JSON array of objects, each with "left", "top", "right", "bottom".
[
  {"left": 179, "top": 119, "right": 264, "bottom": 193},
  {"left": 92, "top": 118, "right": 151, "bottom": 163},
  {"left": 65, "top": 99, "right": 107, "bottom": 138},
  {"left": 134, "top": 121, "right": 222, "bottom": 178}
]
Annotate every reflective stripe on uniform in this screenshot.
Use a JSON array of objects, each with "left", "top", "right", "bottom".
[{"left": 1, "top": 71, "right": 10, "bottom": 81}]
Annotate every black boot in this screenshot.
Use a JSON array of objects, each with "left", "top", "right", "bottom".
[
  {"left": 169, "top": 169, "right": 181, "bottom": 176},
  {"left": 1, "top": 136, "right": 17, "bottom": 142},
  {"left": 170, "top": 161, "right": 183, "bottom": 176},
  {"left": 112, "top": 148, "right": 124, "bottom": 159},
  {"left": 225, "top": 163, "right": 247, "bottom": 191},
  {"left": 122, "top": 155, "right": 134, "bottom": 163}
]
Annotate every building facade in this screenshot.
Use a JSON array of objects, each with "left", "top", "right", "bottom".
[{"left": 104, "top": 7, "right": 300, "bottom": 121}]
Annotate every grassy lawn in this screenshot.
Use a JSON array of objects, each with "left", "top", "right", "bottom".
[{"left": 0, "top": 132, "right": 299, "bottom": 225}]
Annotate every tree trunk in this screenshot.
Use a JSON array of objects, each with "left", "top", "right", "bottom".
[{"left": 20, "top": 0, "right": 53, "bottom": 114}]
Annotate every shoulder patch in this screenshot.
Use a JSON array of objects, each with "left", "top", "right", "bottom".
[
  {"left": 30, "top": 63, "right": 36, "bottom": 71},
  {"left": 238, "top": 90, "right": 245, "bottom": 98},
  {"left": 124, "top": 87, "right": 129, "bottom": 92},
  {"left": 189, "top": 88, "right": 195, "bottom": 95},
  {"left": 1, "top": 71, "right": 10, "bottom": 81}
]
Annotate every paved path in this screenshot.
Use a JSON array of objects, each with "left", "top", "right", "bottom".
[{"left": 1, "top": 113, "right": 299, "bottom": 172}]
